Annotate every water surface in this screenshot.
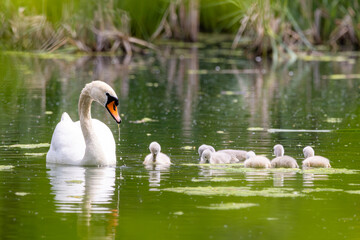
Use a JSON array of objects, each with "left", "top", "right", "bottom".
[{"left": 0, "top": 46, "right": 359, "bottom": 239}]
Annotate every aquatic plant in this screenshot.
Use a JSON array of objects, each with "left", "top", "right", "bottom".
[
  {"left": 163, "top": 186, "right": 304, "bottom": 198},
  {"left": 197, "top": 202, "right": 259, "bottom": 210}
]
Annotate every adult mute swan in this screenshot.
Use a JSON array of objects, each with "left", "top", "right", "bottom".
[
  {"left": 46, "top": 81, "right": 121, "bottom": 166},
  {"left": 143, "top": 142, "right": 171, "bottom": 165},
  {"left": 302, "top": 146, "right": 331, "bottom": 168},
  {"left": 270, "top": 144, "right": 299, "bottom": 168}
]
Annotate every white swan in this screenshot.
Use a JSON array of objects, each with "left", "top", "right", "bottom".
[
  {"left": 270, "top": 144, "right": 299, "bottom": 168},
  {"left": 143, "top": 142, "right": 171, "bottom": 165},
  {"left": 200, "top": 149, "right": 232, "bottom": 164},
  {"left": 244, "top": 151, "right": 271, "bottom": 168},
  {"left": 302, "top": 146, "right": 331, "bottom": 168},
  {"left": 46, "top": 81, "right": 121, "bottom": 166}
]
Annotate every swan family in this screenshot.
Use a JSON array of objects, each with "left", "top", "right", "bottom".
[
  {"left": 47, "top": 81, "right": 332, "bottom": 169},
  {"left": 199, "top": 144, "right": 330, "bottom": 169}
]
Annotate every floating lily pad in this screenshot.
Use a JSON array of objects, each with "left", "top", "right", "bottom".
[
  {"left": 45, "top": 111, "right": 53, "bottom": 115},
  {"left": 2, "top": 143, "right": 50, "bottom": 149},
  {"left": 181, "top": 146, "right": 194, "bottom": 150},
  {"left": 15, "top": 192, "right": 29, "bottom": 196},
  {"left": 24, "top": 153, "right": 47, "bottom": 157},
  {"left": 163, "top": 186, "right": 304, "bottom": 198},
  {"left": 0, "top": 165, "right": 15, "bottom": 171},
  {"left": 247, "top": 127, "right": 265, "bottom": 131},
  {"left": 198, "top": 202, "right": 258, "bottom": 210},
  {"left": 173, "top": 211, "right": 184, "bottom": 215},
  {"left": 129, "top": 118, "right": 158, "bottom": 124},
  {"left": 346, "top": 190, "right": 360, "bottom": 195}
]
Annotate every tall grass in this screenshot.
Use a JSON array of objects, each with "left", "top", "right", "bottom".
[{"left": 1, "top": 0, "right": 360, "bottom": 56}]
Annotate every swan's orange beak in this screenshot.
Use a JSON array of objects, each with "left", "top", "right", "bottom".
[{"left": 106, "top": 101, "right": 121, "bottom": 124}]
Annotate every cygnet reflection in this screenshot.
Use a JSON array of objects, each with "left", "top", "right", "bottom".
[{"left": 144, "top": 164, "right": 170, "bottom": 190}]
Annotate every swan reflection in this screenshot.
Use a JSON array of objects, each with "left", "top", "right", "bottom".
[{"left": 47, "top": 164, "right": 116, "bottom": 214}]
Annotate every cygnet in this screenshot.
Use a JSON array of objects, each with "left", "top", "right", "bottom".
[
  {"left": 143, "top": 142, "right": 171, "bottom": 165},
  {"left": 200, "top": 149, "right": 232, "bottom": 164},
  {"left": 244, "top": 151, "right": 271, "bottom": 168},
  {"left": 271, "top": 144, "right": 299, "bottom": 168},
  {"left": 302, "top": 146, "right": 331, "bottom": 168}
]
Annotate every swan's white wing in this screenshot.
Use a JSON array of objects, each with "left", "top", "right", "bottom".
[{"left": 46, "top": 113, "right": 85, "bottom": 165}]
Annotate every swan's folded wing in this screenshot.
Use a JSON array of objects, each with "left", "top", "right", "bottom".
[{"left": 46, "top": 119, "right": 85, "bottom": 164}]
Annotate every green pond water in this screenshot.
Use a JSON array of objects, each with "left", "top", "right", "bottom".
[{"left": 0, "top": 45, "right": 360, "bottom": 239}]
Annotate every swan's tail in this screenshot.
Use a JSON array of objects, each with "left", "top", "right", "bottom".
[{"left": 61, "top": 112, "right": 72, "bottom": 122}]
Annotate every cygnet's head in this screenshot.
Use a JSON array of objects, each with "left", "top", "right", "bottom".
[
  {"left": 200, "top": 149, "right": 213, "bottom": 163},
  {"left": 303, "top": 146, "right": 315, "bottom": 158},
  {"left": 198, "top": 144, "right": 215, "bottom": 159},
  {"left": 149, "top": 142, "right": 161, "bottom": 155},
  {"left": 84, "top": 81, "right": 121, "bottom": 123},
  {"left": 246, "top": 151, "right": 256, "bottom": 159},
  {"left": 273, "top": 144, "right": 285, "bottom": 157}
]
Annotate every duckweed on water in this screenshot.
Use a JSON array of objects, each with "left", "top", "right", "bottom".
[
  {"left": 163, "top": 187, "right": 304, "bottom": 198},
  {"left": 301, "top": 168, "right": 359, "bottom": 174},
  {"left": 191, "top": 177, "right": 239, "bottom": 182},
  {"left": 197, "top": 202, "right": 259, "bottom": 210},
  {"left": 302, "top": 188, "right": 343, "bottom": 193}
]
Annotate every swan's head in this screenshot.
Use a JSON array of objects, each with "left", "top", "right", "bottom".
[
  {"left": 87, "top": 81, "right": 121, "bottom": 124},
  {"left": 246, "top": 151, "right": 256, "bottom": 159},
  {"left": 198, "top": 144, "right": 215, "bottom": 160},
  {"left": 200, "top": 149, "right": 212, "bottom": 163},
  {"left": 273, "top": 144, "right": 284, "bottom": 157},
  {"left": 149, "top": 142, "right": 161, "bottom": 155},
  {"left": 303, "top": 146, "right": 315, "bottom": 158}
]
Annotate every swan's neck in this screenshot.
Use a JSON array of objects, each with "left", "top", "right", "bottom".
[
  {"left": 78, "top": 89, "right": 104, "bottom": 164},
  {"left": 152, "top": 153, "right": 157, "bottom": 162}
]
